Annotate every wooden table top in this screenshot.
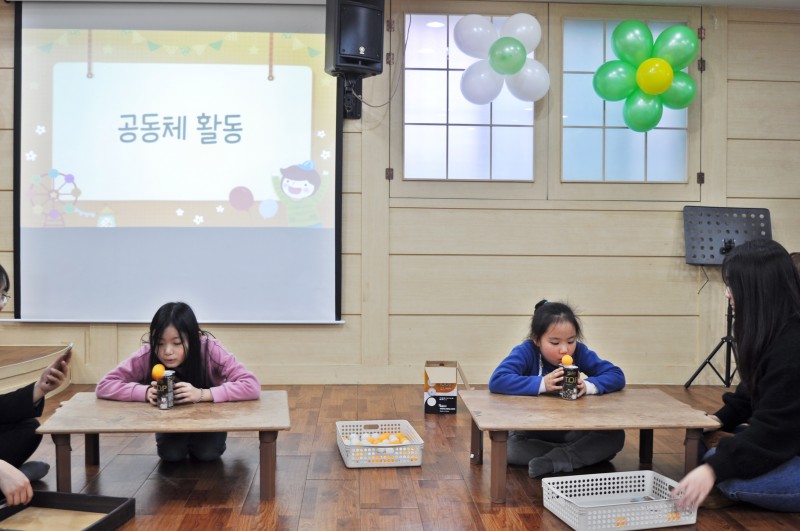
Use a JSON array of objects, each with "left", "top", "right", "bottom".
[
  {"left": 37, "top": 391, "right": 291, "bottom": 434},
  {"left": 459, "top": 388, "right": 719, "bottom": 431}
]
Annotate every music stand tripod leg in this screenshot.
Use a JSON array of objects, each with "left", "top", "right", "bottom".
[
  {"left": 685, "top": 303, "right": 737, "bottom": 388},
  {"left": 684, "top": 338, "right": 726, "bottom": 388}
]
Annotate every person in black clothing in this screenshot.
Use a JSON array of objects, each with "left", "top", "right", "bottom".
[
  {"left": 673, "top": 239, "right": 800, "bottom": 512},
  {"left": 0, "top": 264, "right": 72, "bottom": 506}
]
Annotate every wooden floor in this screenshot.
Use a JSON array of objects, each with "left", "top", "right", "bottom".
[{"left": 27, "top": 384, "right": 799, "bottom": 530}]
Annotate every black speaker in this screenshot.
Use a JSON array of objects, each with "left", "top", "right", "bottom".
[{"left": 325, "top": 0, "right": 384, "bottom": 78}]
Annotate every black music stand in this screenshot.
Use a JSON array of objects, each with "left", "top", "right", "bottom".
[{"left": 682, "top": 206, "right": 772, "bottom": 388}]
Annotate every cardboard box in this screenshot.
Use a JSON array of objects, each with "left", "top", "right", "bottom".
[{"left": 424, "top": 361, "right": 459, "bottom": 414}]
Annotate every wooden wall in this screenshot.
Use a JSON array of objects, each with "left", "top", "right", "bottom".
[{"left": 1, "top": 3, "right": 799, "bottom": 386}]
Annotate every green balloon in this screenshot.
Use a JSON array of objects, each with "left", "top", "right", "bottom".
[
  {"left": 611, "top": 20, "right": 653, "bottom": 67},
  {"left": 661, "top": 71, "right": 696, "bottom": 109},
  {"left": 488, "top": 37, "right": 527, "bottom": 75},
  {"left": 593, "top": 60, "right": 637, "bottom": 101},
  {"left": 623, "top": 89, "right": 663, "bottom": 132},
  {"left": 653, "top": 25, "right": 699, "bottom": 71}
]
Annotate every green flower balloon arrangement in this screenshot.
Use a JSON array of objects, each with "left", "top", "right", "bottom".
[{"left": 593, "top": 20, "right": 699, "bottom": 132}]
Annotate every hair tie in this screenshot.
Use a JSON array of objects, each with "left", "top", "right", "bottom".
[{"left": 535, "top": 299, "right": 549, "bottom": 310}]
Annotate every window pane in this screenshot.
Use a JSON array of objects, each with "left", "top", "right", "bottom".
[
  {"left": 648, "top": 129, "right": 687, "bottom": 182},
  {"left": 606, "top": 20, "right": 621, "bottom": 59},
  {"left": 563, "top": 73, "right": 603, "bottom": 126},
  {"left": 650, "top": 21, "right": 677, "bottom": 41},
  {"left": 563, "top": 128, "right": 603, "bottom": 181},
  {"left": 606, "top": 128, "right": 645, "bottom": 181},
  {"left": 659, "top": 107, "right": 687, "bottom": 129},
  {"left": 606, "top": 100, "right": 626, "bottom": 127},
  {"left": 402, "top": 12, "right": 536, "bottom": 183},
  {"left": 560, "top": 16, "right": 690, "bottom": 187},
  {"left": 449, "top": 126, "right": 490, "bottom": 179},
  {"left": 492, "top": 127, "right": 533, "bottom": 181},
  {"left": 404, "top": 125, "right": 446, "bottom": 179},
  {"left": 405, "top": 15, "right": 448, "bottom": 69},
  {"left": 405, "top": 70, "right": 447, "bottom": 124},
  {"left": 493, "top": 87, "right": 534, "bottom": 126},
  {"left": 448, "top": 71, "right": 491, "bottom": 125},
  {"left": 564, "top": 19, "right": 604, "bottom": 72}
]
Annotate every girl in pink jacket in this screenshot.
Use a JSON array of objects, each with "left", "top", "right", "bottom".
[{"left": 96, "top": 302, "right": 260, "bottom": 461}]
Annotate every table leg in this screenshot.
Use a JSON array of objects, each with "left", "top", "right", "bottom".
[
  {"left": 51, "top": 434, "right": 72, "bottom": 493},
  {"left": 684, "top": 428, "right": 703, "bottom": 475},
  {"left": 259, "top": 430, "right": 278, "bottom": 501},
  {"left": 470, "top": 418, "right": 483, "bottom": 465},
  {"left": 85, "top": 434, "right": 100, "bottom": 467},
  {"left": 639, "top": 429, "right": 654, "bottom": 468},
  {"left": 489, "top": 430, "right": 508, "bottom": 504}
]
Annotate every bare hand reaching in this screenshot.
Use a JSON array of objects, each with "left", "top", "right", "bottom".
[
  {"left": 672, "top": 463, "right": 716, "bottom": 511},
  {"left": 0, "top": 460, "right": 32, "bottom": 506}
]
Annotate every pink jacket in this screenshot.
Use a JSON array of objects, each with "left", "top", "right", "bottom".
[{"left": 96, "top": 335, "right": 260, "bottom": 403}]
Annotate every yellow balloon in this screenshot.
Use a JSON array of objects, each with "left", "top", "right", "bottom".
[{"left": 636, "top": 58, "right": 674, "bottom": 95}]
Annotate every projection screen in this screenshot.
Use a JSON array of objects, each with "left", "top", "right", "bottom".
[{"left": 14, "top": 2, "right": 342, "bottom": 323}]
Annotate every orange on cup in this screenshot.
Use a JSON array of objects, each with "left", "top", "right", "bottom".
[{"left": 151, "top": 363, "right": 166, "bottom": 381}]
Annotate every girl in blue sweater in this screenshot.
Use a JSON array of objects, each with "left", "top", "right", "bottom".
[{"left": 489, "top": 299, "right": 626, "bottom": 478}]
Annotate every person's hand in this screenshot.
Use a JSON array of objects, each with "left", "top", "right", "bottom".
[
  {"left": 33, "top": 346, "right": 72, "bottom": 403},
  {"left": 173, "top": 382, "right": 202, "bottom": 404},
  {"left": 575, "top": 377, "right": 587, "bottom": 398},
  {"left": 0, "top": 460, "right": 33, "bottom": 506},
  {"left": 543, "top": 368, "right": 564, "bottom": 393},
  {"left": 672, "top": 464, "right": 716, "bottom": 511},
  {"left": 147, "top": 382, "right": 158, "bottom": 406}
]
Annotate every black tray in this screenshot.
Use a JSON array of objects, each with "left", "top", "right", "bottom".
[{"left": 0, "top": 491, "right": 134, "bottom": 531}]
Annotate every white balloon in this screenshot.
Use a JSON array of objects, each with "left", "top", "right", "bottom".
[
  {"left": 506, "top": 58, "right": 550, "bottom": 102},
  {"left": 500, "top": 13, "right": 542, "bottom": 53},
  {"left": 453, "top": 14, "right": 497, "bottom": 59},
  {"left": 460, "top": 60, "right": 504, "bottom": 105}
]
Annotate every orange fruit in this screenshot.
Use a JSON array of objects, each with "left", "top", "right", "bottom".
[
  {"left": 151, "top": 363, "right": 166, "bottom": 381},
  {"left": 561, "top": 355, "right": 573, "bottom": 366}
]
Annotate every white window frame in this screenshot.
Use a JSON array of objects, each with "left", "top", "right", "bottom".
[
  {"left": 388, "top": 2, "right": 702, "bottom": 203},
  {"left": 547, "top": 4, "right": 702, "bottom": 201},
  {"left": 389, "top": 1, "right": 549, "bottom": 201}
]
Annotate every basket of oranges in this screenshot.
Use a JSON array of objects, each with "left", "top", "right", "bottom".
[{"left": 336, "top": 420, "right": 424, "bottom": 468}]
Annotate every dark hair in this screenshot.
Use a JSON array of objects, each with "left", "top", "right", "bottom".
[
  {"left": 527, "top": 299, "right": 583, "bottom": 341},
  {"left": 0, "top": 263, "right": 8, "bottom": 292},
  {"left": 145, "top": 302, "right": 211, "bottom": 388},
  {"left": 791, "top": 252, "right": 800, "bottom": 272},
  {"left": 722, "top": 239, "right": 800, "bottom": 389}
]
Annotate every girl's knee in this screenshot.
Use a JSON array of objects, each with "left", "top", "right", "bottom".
[
  {"left": 189, "top": 446, "right": 225, "bottom": 461},
  {"left": 157, "top": 447, "right": 188, "bottom": 462},
  {"left": 188, "top": 434, "right": 227, "bottom": 461}
]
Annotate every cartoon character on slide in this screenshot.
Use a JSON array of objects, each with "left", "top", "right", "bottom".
[{"left": 271, "top": 161, "right": 330, "bottom": 228}]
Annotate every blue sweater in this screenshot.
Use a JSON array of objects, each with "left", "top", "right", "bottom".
[{"left": 488, "top": 340, "right": 625, "bottom": 396}]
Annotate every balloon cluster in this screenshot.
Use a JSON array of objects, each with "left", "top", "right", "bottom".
[
  {"left": 592, "top": 21, "right": 699, "bottom": 132},
  {"left": 453, "top": 14, "right": 550, "bottom": 105}
]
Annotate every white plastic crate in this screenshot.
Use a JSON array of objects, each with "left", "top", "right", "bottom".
[
  {"left": 542, "top": 471, "right": 697, "bottom": 531},
  {"left": 336, "top": 420, "right": 424, "bottom": 468}
]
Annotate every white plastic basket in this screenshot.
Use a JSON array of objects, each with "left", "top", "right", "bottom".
[
  {"left": 542, "top": 471, "right": 697, "bottom": 531},
  {"left": 336, "top": 420, "right": 424, "bottom": 468}
]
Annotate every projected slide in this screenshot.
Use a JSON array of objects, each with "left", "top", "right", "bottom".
[{"left": 18, "top": 21, "right": 339, "bottom": 322}]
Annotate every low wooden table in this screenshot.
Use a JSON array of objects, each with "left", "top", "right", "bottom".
[
  {"left": 37, "top": 391, "right": 291, "bottom": 501},
  {"left": 459, "top": 388, "right": 719, "bottom": 503}
]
